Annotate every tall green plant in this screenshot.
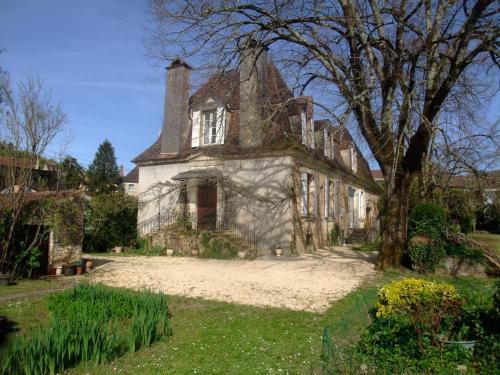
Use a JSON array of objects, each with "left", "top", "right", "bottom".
[
  {"left": 1, "top": 283, "right": 171, "bottom": 375},
  {"left": 87, "top": 140, "right": 120, "bottom": 194}
]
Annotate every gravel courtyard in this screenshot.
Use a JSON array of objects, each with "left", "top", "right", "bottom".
[{"left": 87, "top": 248, "right": 378, "bottom": 312}]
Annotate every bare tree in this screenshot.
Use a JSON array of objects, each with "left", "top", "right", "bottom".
[
  {"left": 0, "top": 74, "right": 67, "bottom": 275},
  {"left": 146, "top": 0, "right": 499, "bottom": 268}
]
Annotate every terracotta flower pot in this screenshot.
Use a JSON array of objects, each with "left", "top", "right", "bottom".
[
  {"left": 75, "top": 266, "right": 83, "bottom": 276},
  {"left": 191, "top": 249, "right": 199, "bottom": 256}
]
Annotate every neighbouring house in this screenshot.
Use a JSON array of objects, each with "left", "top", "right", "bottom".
[
  {"left": 0, "top": 156, "right": 59, "bottom": 193},
  {"left": 122, "top": 166, "right": 139, "bottom": 196},
  {"left": 0, "top": 156, "right": 85, "bottom": 273},
  {"left": 132, "top": 44, "right": 380, "bottom": 255}
]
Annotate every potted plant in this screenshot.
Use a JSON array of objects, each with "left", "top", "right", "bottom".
[
  {"left": 275, "top": 246, "right": 283, "bottom": 257},
  {"left": 85, "top": 259, "right": 93, "bottom": 271},
  {"left": 74, "top": 260, "right": 83, "bottom": 275}
]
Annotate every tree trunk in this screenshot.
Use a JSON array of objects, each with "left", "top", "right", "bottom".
[{"left": 378, "top": 174, "right": 412, "bottom": 269}]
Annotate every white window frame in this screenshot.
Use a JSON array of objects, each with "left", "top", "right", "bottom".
[
  {"left": 203, "top": 110, "right": 218, "bottom": 145},
  {"left": 301, "top": 172, "right": 308, "bottom": 216},
  {"left": 127, "top": 183, "right": 135, "bottom": 192}
]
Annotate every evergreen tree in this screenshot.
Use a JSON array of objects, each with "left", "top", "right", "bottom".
[
  {"left": 59, "top": 156, "right": 85, "bottom": 190},
  {"left": 87, "top": 140, "right": 120, "bottom": 194}
]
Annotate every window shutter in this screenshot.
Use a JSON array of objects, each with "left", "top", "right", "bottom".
[
  {"left": 333, "top": 179, "right": 338, "bottom": 218},
  {"left": 301, "top": 173, "right": 308, "bottom": 216},
  {"left": 191, "top": 111, "right": 201, "bottom": 148},
  {"left": 324, "top": 177, "right": 330, "bottom": 218},
  {"left": 310, "top": 118, "right": 315, "bottom": 149},
  {"left": 323, "top": 128, "right": 329, "bottom": 158},
  {"left": 216, "top": 107, "right": 225, "bottom": 144},
  {"left": 300, "top": 111, "right": 307, "bottom": 145},
  {"left": 314, "top": 175, "right": 319, "bottom": 216}
]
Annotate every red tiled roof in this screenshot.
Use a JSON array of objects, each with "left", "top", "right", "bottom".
[
  {"left": 122, "top": 166, "right": 139, "bottom": 183},
  {"left": 0, "top": 189, "right": 86, "bottom": 207}
]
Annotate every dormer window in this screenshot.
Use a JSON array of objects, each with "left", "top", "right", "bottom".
[
  {"left": 191, "top": 107, "right": 226, "bottom": 147},
  {"left": 203, "top": 110, "right": 217, "bottom": 145}
]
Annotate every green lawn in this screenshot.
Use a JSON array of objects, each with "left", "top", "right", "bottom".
[
  {"left": 0, "top": 278, "right": 68, "bottom": 298},
  {"left": 1, "top": 272, "right": 496, "bottom": 374},
  {"left": 470, "top": 232, "right": 500, "bottom": 252}
]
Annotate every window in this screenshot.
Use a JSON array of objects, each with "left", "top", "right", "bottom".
[
  {"left": 127, "top": 183, "right": 135, "bottom": 192},
  {"left": 301, "top": 172, "right": 317, "bottom": 217},
  {"left": 350, "top": 148, "right": 358, "bottom": 173},
  {"left": 324, "top": 177, "right": 330, "bottom": 218},
  {"left": 192, "top": 108, "right": 225, "bottom": 147},
  {"left": 203, "top": 110, "right": 217, "bottom": 145}
]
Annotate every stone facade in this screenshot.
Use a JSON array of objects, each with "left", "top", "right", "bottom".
[{"left": 132, "top": 47, "right": 380, "bottom": 256}]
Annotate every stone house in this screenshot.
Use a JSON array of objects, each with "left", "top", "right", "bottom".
[
  {"left": 122, "top": 166, "right": 139, "bottom": 196},
  {"left": 0, "top": 189, "right": 85, "bottom": 274},
  {"left": 132, "top": 45, "right": 379, "bottom": 255}
]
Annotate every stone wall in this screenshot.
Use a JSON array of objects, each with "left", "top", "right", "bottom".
[{"left": 48, "top": 231, "right": 82, "bottom": 267}]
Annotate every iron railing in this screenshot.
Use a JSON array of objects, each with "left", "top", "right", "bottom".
[{"left": 137, "top": 210, "right": 257, "bottom": 253}]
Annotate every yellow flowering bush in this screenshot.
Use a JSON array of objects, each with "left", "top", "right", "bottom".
[{"left": 376, "top": 278, "right": 460, "bottom": 319}]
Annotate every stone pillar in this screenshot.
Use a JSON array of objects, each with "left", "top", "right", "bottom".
[
  {"left": 187, "top": 180, "right": 198, "bottom": 229},
  {"left": 216, "top": 181, "right": 225, "bottom": 229}
]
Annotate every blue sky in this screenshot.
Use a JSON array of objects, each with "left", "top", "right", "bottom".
[
  {"left": 1, "top": 1, "right": 498, "bottom": 173},
  {"left": 0, "top": 0, "right": 165, "bottom": 174}
]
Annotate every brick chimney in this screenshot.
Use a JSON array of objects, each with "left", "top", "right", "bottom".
[
  {"left": 119, "top": 165, "right": 124, "bottom": 177},
  {"left": 239, "top": 40, "right": 268, "bottom": 148},
  {"left": 161, "top": 58, "right": 192, "bottom": 154}
]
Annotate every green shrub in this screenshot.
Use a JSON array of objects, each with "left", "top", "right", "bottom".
[
  {"left": 445, "top": 241, "right": 484, "bottom": 261},
  {"left": 199, "top": 233, "right": 238, "bottom": 259},
  {"left": 407, "top": 203, "right": 447, "bottom": 273},
  {"left": 407, "top": 239, "right": 445, "bottom": 274},
  {"left": 124, "top": 237, "right": 164, "bottom": 256},
  {"left": 329, "top": 224, "right": 341, "bottom": 245},
  {"left": 83, "top": 191, "right": 137, "bottom": 252},
  {"left": 376, "top": 278, "right": 460, "bottom": 348},
  {"left": 1, "top": 284, "right": 171, "bottom": 375},
  {"left": 408, "top": 202, "right": 447, "bottom": 239},
  {"left": 376, "top": 278, "right": 460, "bottom": 319}
]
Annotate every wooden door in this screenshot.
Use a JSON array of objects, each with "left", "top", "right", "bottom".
[{"left": 197, "top": 184, "right": 217, "bottom": 229}]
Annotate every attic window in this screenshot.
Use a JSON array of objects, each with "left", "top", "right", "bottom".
[
  {"left": 203, "top": 110, "right": 217, "bottom": 145},
  {"left": 191, "top": 108, "right": 225, "bottom": 148}
]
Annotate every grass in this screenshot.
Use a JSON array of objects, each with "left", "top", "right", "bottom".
[
  {"left": 0, "top": 279, "right": 66, "bottom": 298},
  {"left": 1, "top": 284, "right": 171, "bottom": 375},
  {"left": 469, "top": 232, "right": 500, "bottom": 252},
  {"left": 353, "top": 240, "right": 380, "bottom": 252},
  {"left": 0, "top": 272, "right": 497, "bottom": 374}
]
